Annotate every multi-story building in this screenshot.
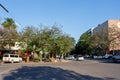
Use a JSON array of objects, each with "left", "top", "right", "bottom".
[{"left": 93, "top": 20, "right": 120, "bottom": 54}]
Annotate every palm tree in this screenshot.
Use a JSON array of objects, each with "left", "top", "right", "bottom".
[
  {"left": 1, "top": 18, "right": 18, "bottom": 50},
  {"left": 2, "top": 18, "right": 17, "bottom": 30}
]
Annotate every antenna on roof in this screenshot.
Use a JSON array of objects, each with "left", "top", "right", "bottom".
[{"left": 0, "top": 3, "right": 9, "bottom": 13}]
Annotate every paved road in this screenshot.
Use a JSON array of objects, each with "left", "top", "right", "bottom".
[{"left": 0, "top": 59, "right": 120, "bottom": 80}]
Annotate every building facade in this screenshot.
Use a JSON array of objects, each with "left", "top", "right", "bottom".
[{"left": 93, "top": 20, "right": 120, "bottom": 54}]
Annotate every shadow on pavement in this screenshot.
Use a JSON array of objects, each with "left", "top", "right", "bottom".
[
  {"left": 3, "top": 66, "right": 116, "bottom": 80},
  {"left": 95, "top": 59, "right": 120, "bottom": 64},
  {"left": 86, "top": 58, "right": 120, "bottom": 64}
]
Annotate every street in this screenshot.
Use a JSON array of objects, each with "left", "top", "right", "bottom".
[{"left": 0, "top": 59, "right": 120, "bottom": 80}]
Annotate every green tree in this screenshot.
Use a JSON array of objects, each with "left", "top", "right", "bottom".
[
  {"left": 2, "top": 18, "right": 17, "bottom": 29},
  {"left": 1, "top": 18, "right": 18, "bottom": 49},
  {"left": 19, "top": 26, "right": 37, "bottom": 52},
  {"left": 91, "top": 28, "right": 109, "bottom": 56},
  {"left": 56, "top": 35, "right": 75, "bottom": 56},
  {"left": 76, "top": 32, "right": 92, "bottom": 56},
  {"left": 19, "top": 24, "right": 75, "bottom": 62}
]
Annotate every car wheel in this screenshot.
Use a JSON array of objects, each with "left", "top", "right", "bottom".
[{"left": 113, "top": 58, "right": 117, "bottom": 62}]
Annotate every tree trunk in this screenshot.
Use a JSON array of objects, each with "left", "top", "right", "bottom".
[{"left": 51, "top": 53, "right": 54, "bottom": 62}]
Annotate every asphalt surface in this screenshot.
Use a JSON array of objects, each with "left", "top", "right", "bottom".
[{"left": 0, "top": 59, "right": 120, "bottom": 80}]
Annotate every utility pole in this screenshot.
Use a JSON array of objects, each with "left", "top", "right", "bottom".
[{"left": 0, "top": 3, "right": 9, "bottom": 13}]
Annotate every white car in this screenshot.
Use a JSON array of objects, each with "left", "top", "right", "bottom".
[
  {"left": 2, "top": 54, "right": 22, "bottom": 63},
  {"left": 76, "top": 55, "right": 84, "bottom": 61}
]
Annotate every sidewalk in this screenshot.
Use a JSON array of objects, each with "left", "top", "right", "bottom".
[{"left": 19, "top": 59, "right": 70, "bottom": 64}]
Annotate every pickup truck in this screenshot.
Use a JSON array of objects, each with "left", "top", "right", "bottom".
[{"left": 112, "top": 53, "right": 120, "bottom": 62}]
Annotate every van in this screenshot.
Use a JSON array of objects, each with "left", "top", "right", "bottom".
[{"left": 2, "top": 54, "right": 22, "bottom": 63}]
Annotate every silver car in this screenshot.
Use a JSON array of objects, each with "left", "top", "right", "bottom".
[{"left": 65, "top": 55, "right": 75, "bottom": 60}]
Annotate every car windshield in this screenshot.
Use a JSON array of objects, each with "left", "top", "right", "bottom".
[
  {"left": 4, "top": 55, "right": 8, "bottom": 57},
  {"left": 15, "top": 55, "right": 18, "bottom": 57},
  {"left": 115, "top": 53, "right": 120, "bottom": 56},
  {"left": 78, "top": 55, "right": 82, "bottom": 57},
  {"left": 10, "top": 55, "right": 14, "bottom": 57}
]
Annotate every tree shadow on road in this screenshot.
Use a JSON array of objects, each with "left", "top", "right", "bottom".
[{"left": 3, "top": 66, "right": 116, "bottom": 80}]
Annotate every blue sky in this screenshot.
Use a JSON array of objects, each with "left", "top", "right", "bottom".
[{"left": 0, "top": 0, "right": 120, "bottom": 42}]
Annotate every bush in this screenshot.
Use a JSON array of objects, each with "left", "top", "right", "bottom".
[
  {"left": 42, "top": 58, "right": 51, "bottom": 62},
  {"left": 33, "top": 57, "right": 40, "bottom": 62}
]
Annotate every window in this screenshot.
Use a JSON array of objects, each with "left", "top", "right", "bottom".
[
  {"left": 10, "top": 55, "right": 14, "bottom": 57},
  {"left": 15, "top": 55, "right": 18, "bottom": 58},
  {"left": 4, "top": 55, "right": 8, "bottom": 57}
]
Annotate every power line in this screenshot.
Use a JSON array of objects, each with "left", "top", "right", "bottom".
[
  {"left": 0, "top": 3, "right": 9, "bottom": 13},
  {"left": 0, "top": 3, "right": 22, "bottom": 30}
]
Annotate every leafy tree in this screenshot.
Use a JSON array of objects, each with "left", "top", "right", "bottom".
[
  {"left": 56, "top": 35, "right": 75, "bottom": 56},
  {"left": 16, "top": 23, "right": 76, "bottom": 62},
  {"left": 1, "top": 18, "right": 18, "bottom": 49},
  {"left": 76, "top": 32, "right": 92, "bottom": 56},
  {"left": 91, "top": 28, "right": 108, "bottom": 56},
  {"left": 0, "top": 28, "right": 6, "bottom": 49},
  {"left": 2, "top": 18, "right": 17, "bottom": 29},
  {"left": 19, "top": 26, "right": 37, "bottom": 52}
]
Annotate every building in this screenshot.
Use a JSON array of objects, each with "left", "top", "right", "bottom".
[{"left": 93, "top": 20, "right": 120, "bottom": 54}]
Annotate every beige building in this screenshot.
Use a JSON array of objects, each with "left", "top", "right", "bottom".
[{"left": 93, "top": 20, "right": 120, "bottom": 53}]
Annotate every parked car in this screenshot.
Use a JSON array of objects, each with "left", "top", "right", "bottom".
[
  {"left": 2, "top": 54, "right": 22, "bottom": 63},
  {"left": 112, "top": 53, "right": 120, "bottom": 62},
  {"left": 103, "top": 54, "right": 113, "bottom": 59},
  {"left": 76, "top": 55, "right": 84, "bottom": 61},
  {"left": 64, "top": 55, "right": 75, "bottom": 60}
]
